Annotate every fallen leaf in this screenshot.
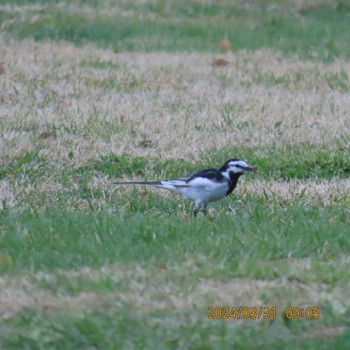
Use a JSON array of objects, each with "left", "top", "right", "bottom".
[
  {"left": 0, "top": 255, "right": 13, "bottom": 267},
  {"left": 218, "top": 39, "right": 232, "bottom": 52},
  {"left": 212, "top": 58, "right": 231, "bottom": 66},
  {"left": 39, "top": 129, "right": 57, "bottom": 139},
  {"left": 0, "top": 62, "right": 5, "bottom": 75},
  {"left": 139, "top": 139, "right": 153, "bottom": 148}
]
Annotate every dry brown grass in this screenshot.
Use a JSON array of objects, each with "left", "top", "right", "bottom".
[
  {"left": 0, "top": 276, "right": 107, "bottom": 319},
  {"left": 238, "top": 178, "right": 350, "bottom": 206},
  {"left": 1, "top": 37, "right": 350, "bottom": 210},
  {"left": 1, "top": 39, "right": 350, "bottom": 167}
]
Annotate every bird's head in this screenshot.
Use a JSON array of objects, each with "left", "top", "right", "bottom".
[{"left": 221, "top": 159, "right": 257, "bottom": 175}]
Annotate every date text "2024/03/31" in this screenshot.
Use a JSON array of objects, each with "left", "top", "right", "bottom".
[{"left": 208, "top": 306, "right": 320, "bottom": 319}]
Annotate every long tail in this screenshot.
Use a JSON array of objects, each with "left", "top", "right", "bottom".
[{"left": 113, "top": 181, "right": 162, "bottom": 186}]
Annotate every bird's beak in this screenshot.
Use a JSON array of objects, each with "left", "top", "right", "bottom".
[{"left": 245, "top": 166, "right": 257, "bottom": 172}]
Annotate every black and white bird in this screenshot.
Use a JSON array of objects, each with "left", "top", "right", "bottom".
[{"left": 114, "top": 159, "right": 256, "bottom": 216}]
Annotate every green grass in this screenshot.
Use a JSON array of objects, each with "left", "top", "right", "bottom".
[
  {"left": 205, "top": 145, "right": 350, "bottom": 180},
  {"left": 1, "top": 1, "right": 350, "bottom": 348},
  {"left": 3, "top": 308, "right": 350, "bottom": 350},
  {"left": 3, "top": 144, "right": 349, "bottom": 183},
  {"left": 1, "top": 147, "right": 350, "bottom": 349},
  {"left": 1, "top": 204, "right": 350, "bottom": 349},
  {"left": 1, "top": 203, "right": 349, "bottom": 273},
  {"left": 1, "top": 0, "right": 350, "bottom": 61}
]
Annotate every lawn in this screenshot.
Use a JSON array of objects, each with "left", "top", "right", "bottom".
[{"left": 1, "top": 0, "right": 350, "bottom": 349}]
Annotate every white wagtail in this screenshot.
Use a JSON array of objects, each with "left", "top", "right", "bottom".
[{"left": 114, "top": 159, "right": 256, "bottom": 216}]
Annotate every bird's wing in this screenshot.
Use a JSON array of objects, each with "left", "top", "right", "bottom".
[
  {"left": 113, "top": 169, "right": 224, "bottom": 188},
  {"left": 161, "top": 169, "right": 225, "bottom": 188},
  {"left": 186, "top": 168, "right": 224, "bottom": 182}
]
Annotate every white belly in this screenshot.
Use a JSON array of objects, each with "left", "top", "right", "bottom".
[{"left": 158, "top": 178, "right": 229, "bottom": 204}]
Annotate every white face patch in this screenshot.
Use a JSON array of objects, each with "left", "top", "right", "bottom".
[
  {"left": 228, "top": 160, "right": 249, "bottom": 168},
  {"left": 228, "top": 166, "right": 243, "bottom": 173},
  {"left": 226, "top": 160, "right": 251, "bottom": 173}
]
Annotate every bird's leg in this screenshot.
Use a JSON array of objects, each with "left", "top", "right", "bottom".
[
  {"left": 194, "top": 203, "right": 206, "bottom": 217},
  {"left": 194, "top": 203, "right": 199, "bottom": 217}
]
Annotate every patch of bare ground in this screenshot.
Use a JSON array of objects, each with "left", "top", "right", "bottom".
[{"left": 1, "top": 39, "right": 350, "bottom": 169}]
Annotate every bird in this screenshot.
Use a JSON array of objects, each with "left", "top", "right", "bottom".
[{"left": 113, "top": 159, "right": 256, "bottom": 216}]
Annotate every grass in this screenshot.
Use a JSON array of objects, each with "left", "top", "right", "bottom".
[
  {"left": 1, "top": 206, "right": 350, "bottom": 348},
  {"left": 1, "top": 0, "right": 350, "bottom": 60},
  {"left": 1, "top": 0, "right": 350, "bottom": 348},
  {"left": 1, "top": 204, "right": 349, "bottom": 272},
  {"left": 2, "top": 309, "right": 350, "bottom": 349},
  {"left": 2, "top": 144, "right": 350, "bottom": 187}
]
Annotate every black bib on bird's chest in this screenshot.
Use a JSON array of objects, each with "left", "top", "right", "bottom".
[{"left": 226, "top": 173, "right": 242, "bottom": 196}]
